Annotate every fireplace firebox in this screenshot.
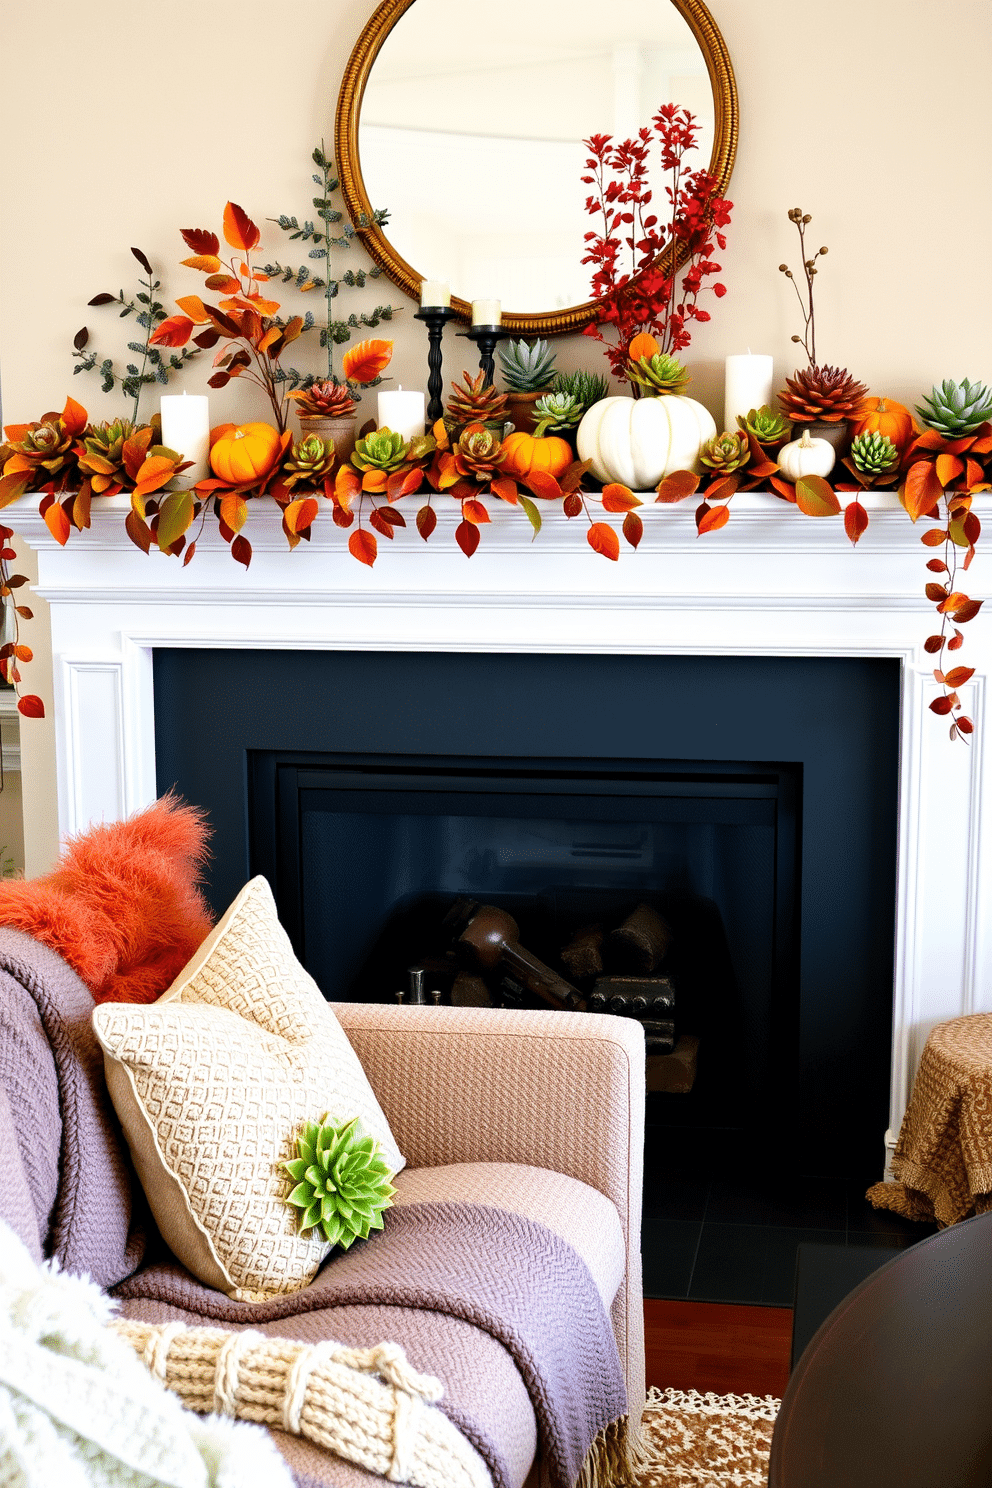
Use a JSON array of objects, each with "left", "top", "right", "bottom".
[{"left": 154, "top": 647, "right": 900, "bottom": 1173}]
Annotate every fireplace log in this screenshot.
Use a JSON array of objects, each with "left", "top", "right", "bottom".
[
  {"left": 560, "top": 923, "right": 604, "bottom": 981},
  {"left": 605, "top": 903, "right": 673, "bottom": 974},
  {"left": 452, "top": 903, "right": 586, "bottom": 1012}
]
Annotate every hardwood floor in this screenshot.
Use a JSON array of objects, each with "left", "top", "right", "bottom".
[{"left": 644, "top": 1298, "right": 793, "bottom": 1399}]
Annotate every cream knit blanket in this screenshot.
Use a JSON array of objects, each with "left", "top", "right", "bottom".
[{"left": 112, "top": 1318, "right": 491, "bottom": 1488}]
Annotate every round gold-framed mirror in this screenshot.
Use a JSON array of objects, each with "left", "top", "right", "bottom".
[{"left": 335, "top": 0, "right": 738, "bottom": 335}]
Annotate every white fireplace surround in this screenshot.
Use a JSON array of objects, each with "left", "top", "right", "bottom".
[{"left": 17, "top": 490, "right": 992, "bottom": 1169}]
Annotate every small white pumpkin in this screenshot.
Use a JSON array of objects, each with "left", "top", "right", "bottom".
[
  {"left": 777, "top": 428, "right": 836, "bottom": 483},
  {"left": 576, "top": 394, "right": 717, "bottom": 488}
]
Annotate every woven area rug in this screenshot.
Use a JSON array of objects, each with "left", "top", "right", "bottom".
[{"left": 634, "top": 1386, "right": 780, "bottom": 1486}]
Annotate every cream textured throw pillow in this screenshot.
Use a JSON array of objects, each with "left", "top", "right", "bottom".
[{"left": 93, "top": 875, "right": 404, "bottom": 1303}]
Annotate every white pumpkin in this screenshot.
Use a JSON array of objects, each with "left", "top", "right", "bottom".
[
  {"left": 576, "top": 395, "right": 717, "bottom": 488},
  {"left": 777, "top": 429, "right": 836, "bottom": 483}
]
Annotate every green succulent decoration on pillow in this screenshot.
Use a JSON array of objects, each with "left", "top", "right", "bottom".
[{"left": 283, "top": 1115, "right": 395, "bottom": 1249}]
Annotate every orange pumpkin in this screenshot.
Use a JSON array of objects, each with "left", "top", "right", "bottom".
[
  {"left": 500, "top": 431, "right": 573, "bottom": 482},
  {"left": 849, "top": 397, "right": 915, "bottom": 453},
  {"left": 210, "top": 422, "right": 283, "bottom": 484}
]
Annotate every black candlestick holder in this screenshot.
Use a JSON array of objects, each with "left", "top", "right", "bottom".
[
  {"left": 458, "top": 325, "right": 507, "bottom": 388},
  {"left": 414, "top": 305, "right": 458, "bottom": 424}
]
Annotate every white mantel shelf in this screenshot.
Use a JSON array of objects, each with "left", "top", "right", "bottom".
[{"left": 16, "top": 491, "right": 992, "bottom": 1170}]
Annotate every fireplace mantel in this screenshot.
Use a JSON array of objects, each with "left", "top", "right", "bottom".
[{"left": 16, "top": 490, "right": 992, "bottom": 1167}]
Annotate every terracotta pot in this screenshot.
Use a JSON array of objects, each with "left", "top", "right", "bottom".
[
  {"left": 504, "top": 390, "right": 546, "bottom": 436},
  {"left": 804, "top": 419, "right": 851, "bottom": 474},
  {"left": 298, "top": 413, "right": 358, "bottom": 468}
]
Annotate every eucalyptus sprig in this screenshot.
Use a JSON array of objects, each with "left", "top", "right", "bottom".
[
  {"left": 71, "top": 247, "right": 202, "bottom": 423},
  {"left": 265, "top": 143, "right": 399, "bottom": 391},
  {"left": 778, "top": 208, "right": 829, "bottom": 368}
]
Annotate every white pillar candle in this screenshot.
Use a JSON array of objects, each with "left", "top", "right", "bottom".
[
  {"left": 159, "top": 393, "right": 210, "bottom": 488},
  {"left": 420, "top": 279, "right": 451, "bottom": 308},
  {"left": 724, "top": 354, "right": 775, "bottom": 435},
  {"left": 377, "top": 386, "right": 426, "bottom": 443},
  {"left": 471, "top": 298, "right": 501, "bottom": 327}
]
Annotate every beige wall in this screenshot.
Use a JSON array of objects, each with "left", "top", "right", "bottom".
[{"left": 2, "top": 0, "right": 990, "bottom": 874}]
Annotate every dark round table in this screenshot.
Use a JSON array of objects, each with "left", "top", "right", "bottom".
[{"left": 770, "top": 1210, "right": 992, "bottom": 1487}]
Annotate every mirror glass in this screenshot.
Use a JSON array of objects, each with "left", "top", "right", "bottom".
[{"left": 352, "top": 0, "right": 724, "bottom": 325}]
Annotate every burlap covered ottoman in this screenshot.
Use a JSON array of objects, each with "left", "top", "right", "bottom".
[{"left": 868, "top": 1013, "right": 992, "bottom": 1226}]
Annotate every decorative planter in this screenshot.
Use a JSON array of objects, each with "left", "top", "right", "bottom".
[{"left": 298, "top": 413, "right": 358, "bottom": 468}]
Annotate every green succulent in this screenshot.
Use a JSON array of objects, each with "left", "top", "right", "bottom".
[
  {"left": 736, "top": 405, "right": 791, "bottom": 447},
  {"left": 283, "top": 1114, "right": 395, "bottom": 1250},
  {"left": 551, "top": 370, "right": 611, "bottom": 415},
  {"left": 915, "top": 378, "right": 992, "bottom": 437},
  {"left": 498, "top": 338, "right": 557, "bottom": 393},
  {"left": 849, "top": 431, "right": 900, "bottom": 477},
  {"left": 699, "top": 431, "right": 751, "bottom": 474},
  {"left": 282, "top": 433, "right": 337, "bottom": 488},
  {"left": 351, "top": 428, "right": 411, "bottom": 473},
  {"left": 627, "top": 352, "right": 690, "bottom": 397},
  {"left": 533, "top": 391, "right": 582, "bottom": 437}
]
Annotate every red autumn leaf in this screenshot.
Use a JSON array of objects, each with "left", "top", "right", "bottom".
[
  {"left": 902, "top": 461, "right": 944, "bottom": 522},
  {"left": 375, "top": 506, "right": 406, "bottom": 528},
  {"left": 769, "top": 475, "right": 797, "bottom": 502},
  {"left": 490, "top": 478, "right": 519, "bottom": 505},
  {"left": 417, "top": 505, "right": 437, "bottom": 541},
  {"left": 222, "top": 202, "right": 260, "bottom": 253},
  {"left": 14, "top": 607, "right": 33, "bottom": 620},
  {"left": 655, "top": 469, "right": 699, "bottom": 504},
  {"left": 563, "top": 493, "right": 583, "bottom": 518},
  {"left": 963, "top": 511, "right": 982, "bottom": 544},
  {"left": 948, "top": 629, "right": 964, "bottom": 651},
  {"left": 925, "top": 582, "right": 948, "bottom": 602},
  {"left": 930, "top": 696, "right": 954, "bottom": 715},
  {"left": 386, "top": 468, "right": 423, "bottom": 502},
  {"left": 937, "top": 590, "right": 969, "bottom": 612},
  {"left": 341, "top": 338, "right": 393, "bottom": 385},
  {"left": 587, "top": 522, "right": 620, "bottom": 561},
  {"left": 183, "top": 542, "right": 197, "bottom": 567},
  {"left": 602, "top": 483, "right": 642, "bottom": 513},
  {"left": 332, "top": 505, "right": 354, "bottom": 528},
  {"left": 923, "top": 635, "right": 945, "bottom": 654},
  {"left": 944, "top": 667, "right": 976, "bottom": 687},
  {"left": 524, "top": 470, "right": 562, "bottom": 501},
  {"left": 231, "top": 534, "right": 252, "bottom": 569},
  {"left": 933, "top": 668, "right": 946, "bottom": 683},
  {"left": 369, "top": 508, "right": 396, "bottom": 540},
  {"left": 462, "top": 499, "right": 491, "bottom": 525},
  {"left": 704, "top": 474, "right": 740, "bottom": 505},
  {"left": 844, "top": 501, "right": 869, "bottom": 545},
  {"left": 696, "top": 503, "right": 731, "bottom": 535},
  {"left": 795, "top": 476, "right": 840, "bottom": 517},
  {"left": 921, "top": 528, "right": 948, "bottom": 547},
  {"left": 455, "top": 519, "right": 480, "bottom": 557},
  {"left": 957, "top": 715, "right": 975, "bottom": 734},
  {"left": 181, "top": 227, "right": 220, "bottom": 256},
  {"left": 949, "top": 598, "right": 983, "bottom": 623},
  {"left": 43, "top": 500, "right": 70, "bottom": 546},
  {"left": 17, "top": 695, "right": 45, "bottom": 719},
  {"left": 926, "top": 558, "right": 948, "bottom": 573},
  {"left": 623, "top": 511, "right": 643, "bottom": 549},
  {"left": 150, "top": 314, "right": 195, "bottom": 348}
]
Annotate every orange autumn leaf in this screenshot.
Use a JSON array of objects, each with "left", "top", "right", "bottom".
[
  {"left": 349, "top": 528, "right": 377, "bottom": 567},
  {"left": 180, "top": 255, "right": 222, "bottom": 275},
  {"left": 795, "top": 476, "right": 840, "bottom": 518},
  {"left": 587, "top": 522, "right": 620, "bottom": 560},
  {"left": 175, "top": 295, "right": 212, "bottom": 324},
  {"left": 132, "top": 455, "right": 180, "bottom": 499},
  {"left": 219, "top": 494, "right": 249, "bottom": 534},
  {"left": 43, "top": 500, "right": 71, "bottom": 546},
  {"left": 696, "top": 503, "right": 730, "bottom": 535},
  {"left": 341, "top": 338, "right": 393, "bottom": 385},
  {"left": 222, "top": 202, "right": 260, "bottom": 253},
  {"left": 844, "top": 500, "right": 869, "bottom": 545},
  {"left": 17, "top": 695, "right": 45, "bottom": 719},
  {"left": 150, "top": 314, "right": 195, "bottom": 348},
  {"left": 902, "top": 461, "right": 943, "bottom": 522},
  {"left": 61, "top": 396, "right": 88, "bottom": 437},
  {"left": 655, "top": 470, "right": 699, "bottom": 504},
  {"left": 602, "top": 483, "right": 642, "bottom": 513},
  {"left": 935, "top": 453, "right": 964, "bottom": 487},
  {"left": 284, "top": 497, "right": 319, "bottom": 536}
]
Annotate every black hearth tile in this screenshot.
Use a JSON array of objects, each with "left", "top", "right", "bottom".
[
  {"left": 846, "top": 1184, "right": 939, "bottom": 1243},
  {"left": 643, "top": 1126, "right": 729, "bottom": 1177},
  {"left": 642, "top": 1170, "right": 710, "bottom": 1222},
  {"left": 687, "top": 1223, "right": 765, "bottom": 1304},
  {"left": 845, "top": 1229, "right": 924, "bottom": 1251},
  {"left": 705, "top": 1173, "right": 847, "bottom": 1230},
  {"left": 759, "top": 1227, "right": 844, "bottom": 1307},
  {"left": 641, "top": 1219, "right": 702, "bottom": 1300}
]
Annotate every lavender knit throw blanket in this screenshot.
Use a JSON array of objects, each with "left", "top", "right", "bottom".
[{"left": 116, "top": 1202, "right": 627, "bottom": 1488}]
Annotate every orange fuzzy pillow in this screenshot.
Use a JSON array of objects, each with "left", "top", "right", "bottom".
[{"left": 0, "top": 794, "right": 213, "bottom": 1004}]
